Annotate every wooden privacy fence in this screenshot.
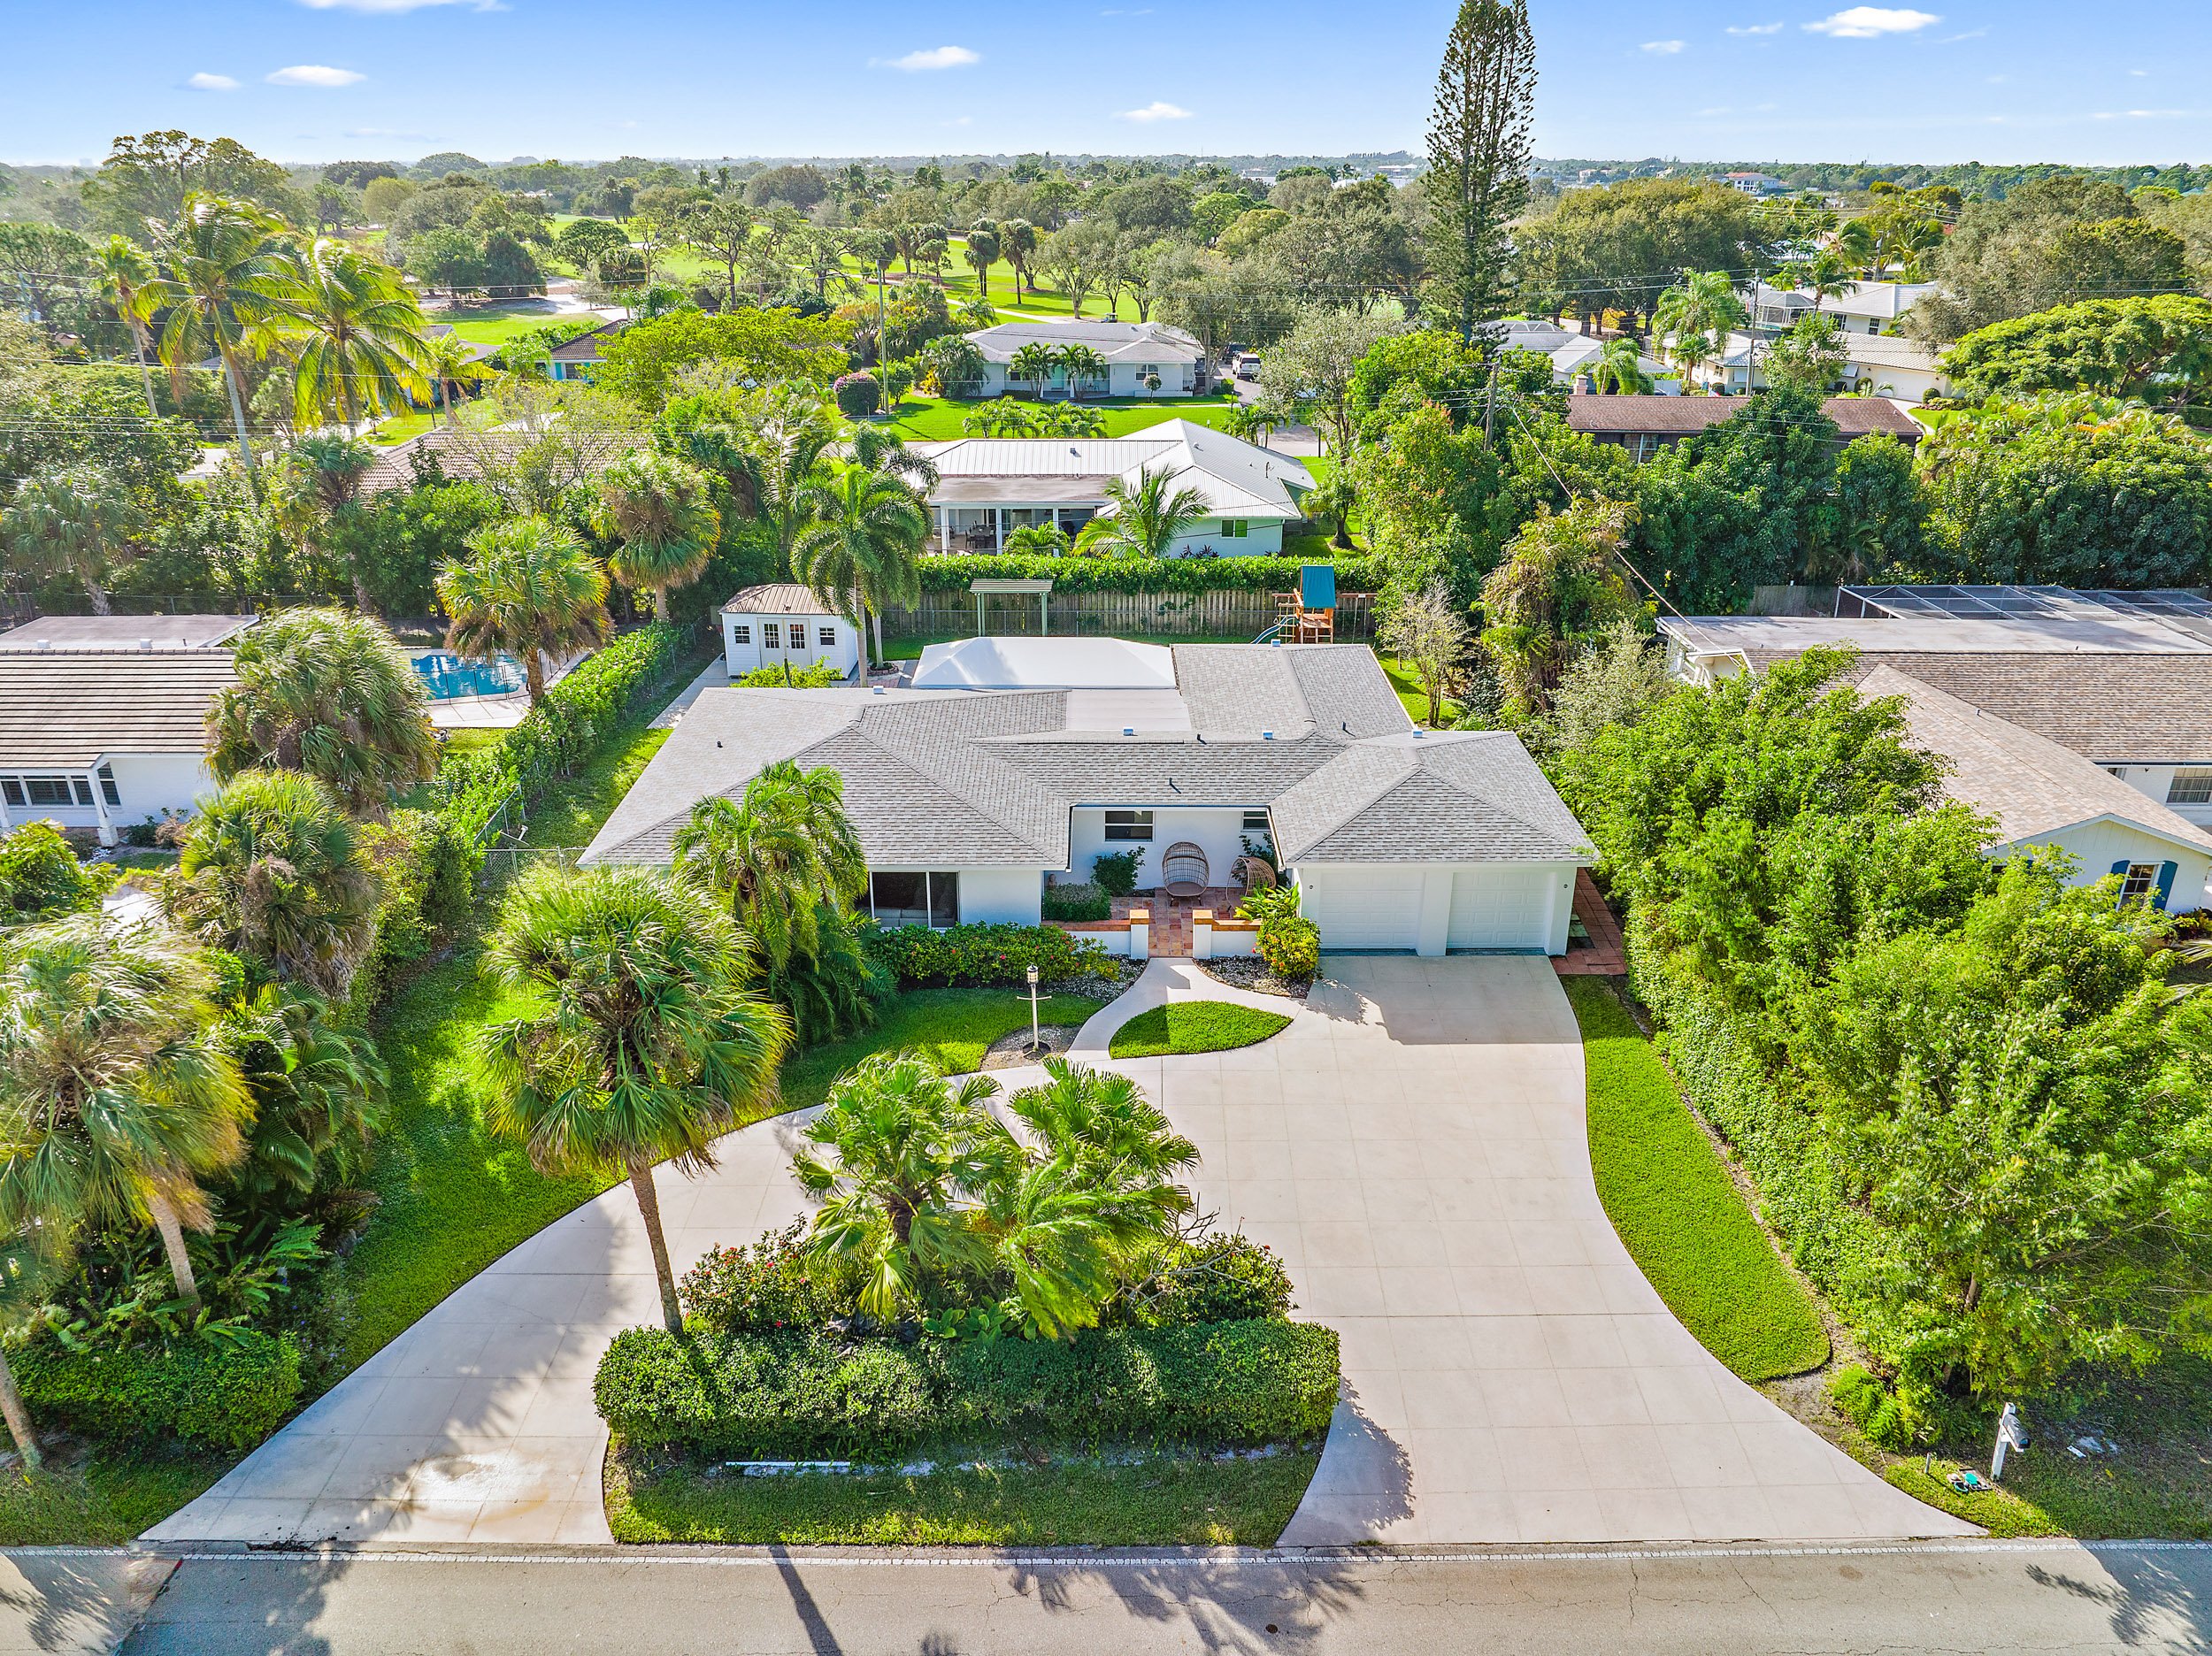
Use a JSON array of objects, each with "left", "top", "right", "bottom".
[{"left": 883, "top": 587, "right": 1376, "bottom": 645}]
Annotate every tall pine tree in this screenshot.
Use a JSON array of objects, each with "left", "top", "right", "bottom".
[{"left": 1426, "top": 0, "right": 1537, "bottom": 343}]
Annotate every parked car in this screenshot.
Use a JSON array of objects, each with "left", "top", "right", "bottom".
[{"left": 1235, "top": 354, "right": 1262, "bottom": 381}]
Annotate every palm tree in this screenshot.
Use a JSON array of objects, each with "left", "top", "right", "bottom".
[
  {"left": 269, "top": 434, "right": 375, "bottom": 610},
  {"left": 953, "top": 295, "right": 997, "bottom": 331},
  {"left": 726, "top": 387, "right": 845, "bottom": 570},
  {"left": 1586, "top": 336, "right": 1655, "bottom": 395},
  {"left": 672, "top": 761, "right": 865, "bottom": 972},
  {"left": 206, "top": 608, "right": 438, "bottom": 815},
  {"left": 425, "top": 330, "right": 490, "bottom": 426},
  {"left": 1008, "top": 341, "right": 1056, "bottom": 402},
  {"left": 794, "top": 1054, "right": 1010, "bottom": 1320},
  {"left": 1801, "top": 250, "right": 1861, "bottom": 307},
  {"left": 0, "top": 1241, "right": 58, "bottom": 1469},
  {"left": 793, "top": 458, "right": 927, "bottom": 663},
  {"left": 963, "top": 225, "right": 1001, "bottom": 300},
  {"left": 1834, "top": 218, "right": 1881, "bottom": 280},
  {"left": 145, "top": 194, "right": 297, "bottom": 487},
  {"left": 264, "top": 237, "right": 432, "bottom": 433},
  {"left": 437, "top": 517, "right": 611, "bottom": 704},
  {"left": 998, "top": 219, "right": 1037, "bottom": 303},
  {"left": 1054, "top": 342, "right": 1110, "bottom": 401},
  {"left": 1302, "top": 468, "right": 1359, "bottom": 550},
  {"left": 94, "top": 235, "right": 162, "bottom": 418},
  {"left": 0, "top": 915, "right": 252, "bottom": 1315},
  {"left": 1074, "top": 464, "right": 1210, "bottom": 558},
  {"left": 1002, "top": 522, "right": 1071, "bottom": 557},
  {"left": 592, "top": 451, "right": 720, "bottom": 622},
  {"left": 222, "top": 985, "right": 388, "bottom": 1208},
  {"left": 165, "top": 769, "right": 385, "bottom": 1000},
  {"left": 480, "top": 866, "right": 791, "bottom": 1336},
  {"left": 1653, "top": 270, "right": 1748, "bottom": 392},
  {"left": 0, "top": 465, "right": 145, "bottom": 615}
]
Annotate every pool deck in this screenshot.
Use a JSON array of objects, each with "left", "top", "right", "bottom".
[{"left": 420, "top": 650, "right": 588, "bottom": 730}]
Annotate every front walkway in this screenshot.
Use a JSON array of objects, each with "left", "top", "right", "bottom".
[{"left": 150, "top": 958, "right": 1974, "bottom": 1547}]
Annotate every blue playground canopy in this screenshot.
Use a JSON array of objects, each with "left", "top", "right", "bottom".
[{"left": 1300, "top": 564, "right": 1337, "bottom": 610}]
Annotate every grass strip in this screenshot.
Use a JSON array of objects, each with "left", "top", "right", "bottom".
[
  {"left": 605, "top": 1443, "right": 1321, "bottom": 1545},
  {"left": 1109, "top": 1000, "right": 1291, "bottom": 1059},
  {"left": 0, "top": 1445, "right": 231, "bottom": 1545},
  {"left": 780, "top": 989, "right": 1105, "bottom": 1112},
  {"left": 1566, "top": 977, "right": 1828, "bottom": 1383}
]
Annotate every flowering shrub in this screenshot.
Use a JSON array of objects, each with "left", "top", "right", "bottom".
[
  {"left": 1256, "top": 916, "right": 1320, "bottom": 981},
  {"left": 680, "top": 1223, "right": 846, "bottom": 1335}
]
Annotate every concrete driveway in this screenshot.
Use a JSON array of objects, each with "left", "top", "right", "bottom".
[{"left": 149, "top": 956, "right": 1971, "bottom": 1548}]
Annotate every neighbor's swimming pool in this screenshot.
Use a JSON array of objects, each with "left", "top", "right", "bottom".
[{"left": 411, "top": 651, "right": 526, "bottom": 700}]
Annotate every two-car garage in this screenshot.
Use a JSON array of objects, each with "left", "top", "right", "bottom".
[{"left": 1291, "top": 862, "right": 1572, "bottom": 955}]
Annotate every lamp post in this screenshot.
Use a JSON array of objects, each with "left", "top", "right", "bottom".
[{"left": 1025, "top": 963, "right": 1041, "bottom": 1055}]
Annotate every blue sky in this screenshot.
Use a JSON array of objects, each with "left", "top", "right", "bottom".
[{"left": 4, "top": 0, "right": 2208, "bottom": 168}]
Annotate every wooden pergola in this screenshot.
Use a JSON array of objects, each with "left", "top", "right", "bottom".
[{"left": 970, "top": 577, "right": 1054, "bottom": 636}]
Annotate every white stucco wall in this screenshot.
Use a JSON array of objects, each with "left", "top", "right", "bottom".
[
  {"left": 722, "top": 612, "right": 859, "bottom": 679},
  {"left": 2108, "top": 763, "right": 2212, "bottom": 832},
  {"left": 2016, "top": 820, "right": 2211, "bottom": 913},
  {"left": 956, "top": 866, "right": 1043, "bottom": 924},
  {"left": 0, "top": 750, "right": 213, "bottom": 842},
  {"left": 1066, "top": 807, "right": 1257, "bottom": 892},
  {"left": 1159, "top": 521, "right": 1287, "bottom": 558}
]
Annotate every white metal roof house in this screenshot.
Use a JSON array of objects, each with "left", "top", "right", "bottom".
[
  {"left": 914, "top": 419, "right": 1315, "bottom": 557},
  {"left": 1864, "top": 665, "right": 2212, "bottom": 912},
  {"left": 719, "top": 585, "right": 860, "bottom": 680},
  {"left": 584, "top": 639, "right": 1594, "bottom": 956},
  {"left": 1497, "top": 320, "right": 1680, "bottom": 394},
  {"left": 962, "top": 320, "right": 1211, "bottom": 399}
]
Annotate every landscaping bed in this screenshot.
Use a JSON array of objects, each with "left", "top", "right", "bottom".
[
  {"left": 777, "top": 988, "right": 1106, "bottom": 1113},
  {"left": 1195, "top": 956, "right": 1311, "bottom": 1000},
  {"left": 1108, "top": 1000, "right": 1292, "bottom": 1059}
]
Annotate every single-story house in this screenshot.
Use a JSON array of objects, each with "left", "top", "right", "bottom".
[
  {"left": 721, "top": 585, "right": 861, "bottom": 680},
  {"left": 1863, "top": 664, "right": 2212, "bottom": 911},
  {"left": 1496, "top": 321, "right": 1680, "bottom": 394},
  {"left": 583, "top": 638, "right": 1594, "bottom": 956},
  {"left": 1697, "top": 329, "right": 1947, "bottom": 401},
  {"left": 963, "top": 320, "right": 1210, "bottom": 399},
  {"left": 547, "top": 318, "right": 630, "bottom": 382},
  {"left": 0, "top": 614, "right": 255, "bottom": 652},
  {"left": 1566, "top": 393, "right": 1922, "bottom": 462},
  {"left": 0, "top": 639, "right": 240, "bottom": 844},
  {"left": 914, "top": 419, "right": 1314, "bottom": 556}
]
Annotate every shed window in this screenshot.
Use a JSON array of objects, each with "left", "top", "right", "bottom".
[
  {"left": 2118, "top": 862, "right": 2160, "bottom": 905},
  {"left": 1220, "top": 519, "right": 1248, "bottom": 539},
  {"left": 762, "top": 623, "right": 781, "bottom": 649},
  {"left": 1104, "top": 809, "right": 1154, "bottom": 841},
  {"left": 730, "top": 624, "right": 751, "bottom": 645},
  {"left": 818, "top": 626, "right": 836, "bottom": 648},
  {"left": 2168, "top": 768, "right": 2212, "bottom": 805}
]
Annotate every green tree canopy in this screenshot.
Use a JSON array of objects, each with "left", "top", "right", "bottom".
[
  {"left": 595, "top": 309, "right": 856, "bottom": 412},
  {"left": 1939, "top": 295, "right": 2212, "bottom": 410}
]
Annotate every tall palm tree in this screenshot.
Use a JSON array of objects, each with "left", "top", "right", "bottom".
[
  {"left": 0, "top": 465, "right": 145, "bottom": 615},
  {"left": 1653, "top": 270, "right": 1748, "bottom": 392},
  {"left": 794, "top": 1054, "right": 1010, "bottom": 1321},
  {"left": 425, "top": 330, "right": 490, "bottom": 426},
  {"left": 1074, "top": 464, "right": 1210, "bottom": 558},
  {"left": 592, "top": 450, "right": 720, "bottom": 622},
  {"left": 1801, "top": 250, "right": 1861, "bottom": 307},
  {"left": 671, "top": 761, "right": 865, "bottom": 972},
  {"left": 793, "top": 457, "right": 927, "bottom": 663},
  {"left": 480, "top": 866, "right": 791, "bottom": 1336},
  {"left": 1054, "top": 342, "right": 1110, "bottom": 401},
  {"left": 206, "top": 608, "right": 438, "bottom": 815},
  {"left": 144, "top": 194, "right": 297, "bottom": 487},
  {"left": 0, "top": 915, "right": 253, "bottom": 1315},
  {"left": 1585, "top": 336, "right": 1653, "bottom": 395},
  {"left": 963, "top": 225, "right": 1001, "bottom": 300},
  {"left": 437, "top": 517, "right": 611, "bottom": 704},
  {"left": 264, "top": 236, "right": 432, "bottom": 433},
  {"left": 0, "top": 1241, "right": 58, "bottom": 1469},
  {"left": 269, "top": 434, "right": 375, "bottom": 610},
  {"left": 998, "top": 219, "right": 1037, "bottom": 303},
  {"left": 1008, "top": 341, "right": 1056, "bottom": 402},
  {"left": 165, "top": 770, "right": 385, "bottom": 1000},
  {"left": 1833, "top": 218, "right": 1881, "bottom": 280},
  {"left": 94, "top": 235, "right": 162, "bottom": 418}
]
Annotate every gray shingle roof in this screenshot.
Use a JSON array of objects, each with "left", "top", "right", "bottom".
[
  {"left": 1566, "top": 394, "right": 1921, "bottom": 441},
  {"left": 0, "top": 651, "right": 237, "bottom": 765},
  {"left": 582, "top": 646, "right": 1591, "bottom": 870},
  {"left": 1848, "top": 653, "right": 2212, "bottom": 765}
]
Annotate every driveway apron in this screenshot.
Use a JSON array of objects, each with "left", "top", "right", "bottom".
[{"left": 149, "top": 955, "right": 1974, "bottom": 1547}]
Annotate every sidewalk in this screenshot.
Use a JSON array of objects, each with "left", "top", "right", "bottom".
[{"left": 0, "top": 1551, "right": 171, "bottom": 1654}]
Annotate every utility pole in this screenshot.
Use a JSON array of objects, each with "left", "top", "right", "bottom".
[{"left": 1482, "top": 354, "right": 1502, "bottom": 447}]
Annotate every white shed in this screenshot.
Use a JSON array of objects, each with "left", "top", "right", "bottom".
[{"left": 721, "top": 585, "right": 860, "bottom": 681}]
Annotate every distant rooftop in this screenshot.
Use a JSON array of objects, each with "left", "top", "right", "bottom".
[{"left": 0, "top": 615, "right": 255, "bottom": 652}]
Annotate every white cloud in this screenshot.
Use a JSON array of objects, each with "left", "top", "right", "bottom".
[
  {"left": 1115, "top": 100, "right": 1192, "bottom": 121},
  {"left": 1804, "top": 7, "right": 1940, "bottom": 36},
  {"left": 1726, "top": 21, "right": 1785, "bottom": 33},
  {"left": 267, "top": 64, "right": 366, "bottom": 85},
  {"left": 1641, "top": 39, "right": 1686, "bottom": 53},
  {"left": 187, "top": 72, "right": 240, "bottom": 90},
  {"left": 874, "top": 45, "right": 979, "bottom": 71}
]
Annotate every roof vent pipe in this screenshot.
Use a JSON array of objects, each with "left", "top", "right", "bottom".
[
  {"left": 1261, "top": 729, "right": 1275, "bottom": 740},
  {"left": 140, "top": 639, "right": 153, "bottom": 651},
  {"left": 1122, "top": 726, "right": 1135, "bottom": 736},
  {"left": 872, "top": 684, "right": 886, "bottom": 695}
]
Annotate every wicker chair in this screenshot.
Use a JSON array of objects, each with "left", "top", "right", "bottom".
[
  {"left": 1233, "top": 855, "right": 1277, "bottom": 894},
  {"left": 1160, "top": 841, "right": 1210, "bottom": 900}
]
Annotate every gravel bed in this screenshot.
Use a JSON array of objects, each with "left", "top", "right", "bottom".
[{"left": 1194, "top": 957, "right": 1312, "bottom": 1000}]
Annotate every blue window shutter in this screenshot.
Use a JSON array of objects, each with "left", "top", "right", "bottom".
[
  {"left": 2109, "top": 860, "right": 2131, "bottom": 878},
  {"left": 2154, "top": 862, "right": 2178, "bottom": 911}
]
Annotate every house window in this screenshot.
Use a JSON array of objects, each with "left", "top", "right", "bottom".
[
  {"left": 1104, "top": 809, "right": 1154, "bottom": 841},
  {"left": 97, "top": 765, "right": 118, "bottom": 807},
  {"left": 0, "top": 778, "right": 19, "bottom": 808},
  {"left": 730, "top": 625, "right": 751, "bottom": 645},
  {"left": 762, "top": 623, "right": 781, "bottom": 649},
  {"left": 2168, "top": 769, "right": 2212, "bottom": 805},
  {"left": 2118, "top": 862, "right": 2160, "bottom": 904},
  {"left": 868, "top": 871, "right": 959, "bottom": 929},
  {"left": 1242, "top": 810, "right": 1270, "bottom": 832},
  {"left": 818, "top": 626, "right": 836, "bottom": 648},
  {"left": 1220, "top": 519, "right": 1248, "bottom": 539},
  {"left": 24, "top": 777, "right": 73, "bottom": 808}
]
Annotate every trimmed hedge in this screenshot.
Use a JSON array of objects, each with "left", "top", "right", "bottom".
[
  {"left": 595, "top": 1319, "right": 1340, "bottom": 1457},
  {"left": 10, "top": 1330, "right": 303, "bottom": 1451},
  {"left": 863, "top": 923, "right": 1108, "bottom": 987},
  {"left": 913, "top": 554, "right": 1385, "bottom": 595},
  {"left": 1041, "top": 883, "right": 1110, "bottom": 923}
]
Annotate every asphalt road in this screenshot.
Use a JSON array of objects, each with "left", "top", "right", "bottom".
[{"left": 108, "top": 1540, "right": 2212, "bottom": 1655}]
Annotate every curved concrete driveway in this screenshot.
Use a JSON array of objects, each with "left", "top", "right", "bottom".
[{"left": 150, "top": 956, "right": 1972, "bottom": 1548}]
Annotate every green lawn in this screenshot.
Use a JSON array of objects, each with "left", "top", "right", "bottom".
[
  {"left": 606, "top": 1442, "right": 1321, "bottom": 1545},
  {"left": 1379, "top": 654, "right": 1463, "bottom": 728},
  {"left": 779, "top": 987, "right": 1106, "bottom": 1112},
  {"left": 1567, "top": 978, "right": 1829, "bottom": 1384},
  {"left": 370, "top": 410, "right": 438, "bottom": 447},
  {"left": 0, "top": 1445, "right": 233, "bottom": 1546},
  {"left": 882, "top": 394, "right": 1243, "bottom": 442},
  {"left": 1109, "top": 1000, "right": 1290, "bottom": 1059},
  {"left": 437, "top": 303, "right": 605, "bottom": 349},
  {"left": 518, "top": 725, "right": 671, "bottom": 848}
]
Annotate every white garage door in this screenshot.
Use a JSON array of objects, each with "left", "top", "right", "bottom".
[
  {"left": 1447, "top": 867, "right": 1550, "bottom": 951},
  {"left": 1302, "top": 869, "right": 1425, "bottom": 949}
]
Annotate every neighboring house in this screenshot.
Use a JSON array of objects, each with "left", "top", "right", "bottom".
[
  {"left": 1656, "top": 585, "right": 2212, "bottom": 834},
  {"left": 913, "top": 419, "right": 1314, "bottom": 556},
  {"left": 0, "top": 637, "right": 241, "bottom": 844},
  {"left": 419, "top": 323, "right": 498, "bottom": 366},
  {"left": 547, "top": 318, "right": 629, "bottom": 382},
  {"left": 963, "top": 320, "right": 1210, "bottom": 399},
  {"left": 721, "top": 585, "right": 860, "bottom": 680},
  {"left": 0, "top": 615, "right": 254, "bottom": 652},
  {"left": 1497, "top": 321, "right": 1680, "bottom": 394},
  {"left": 583, "top": 638, "right": 1594, "bottom": 955},
  {"left": 1861, "top": 664, "right": 2212, "bottom": 912},
  {"left": 1565, "top": 393, "right": 1922, "bottom": 462},
  {"left": 1718, "top": 172, "right": 1788, "bottom": 197},
  {"left": 1697, "top": 328, "right": 1947, "bottom": 401},
  {"left": 1745, "top": 280, "right": 1938, "bottom": 338},
  {"left": 357, "top": 425, "right": 637, "bottom": 494}
]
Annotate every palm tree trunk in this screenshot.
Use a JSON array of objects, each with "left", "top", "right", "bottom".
[
  {"left": 132, "top": 333, "right": 157, "bottom": 419},
  {"left": 525, "top": 650, "right": 548, "bottom": 704},
  {"left": 0, "top": 1348, "right": 40, "bottom": 1473},
  {"left": 653, "top": 587, "right": 670, "bottom": 624},
  {"left": 218, "top": 347, "right": 258, "bottom": 489},
  {"left": 84, "top": 578, "right": 111, "bottom": 617},
  {"left": 147, "top": 1192, "right": 201, "bottom": 1313},
  {"left": 627, "top": 1155, "right": 684, "bottom": 1337}
]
